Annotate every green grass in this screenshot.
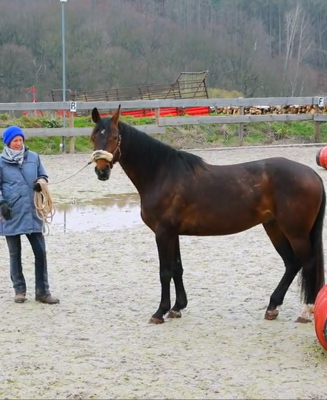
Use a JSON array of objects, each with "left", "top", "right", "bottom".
[
  {"left": 1, "top": 113, "right": 327, "bottom": 154},
  {"left": 22, "top": 136, "right": 93, "bottom": 154}
]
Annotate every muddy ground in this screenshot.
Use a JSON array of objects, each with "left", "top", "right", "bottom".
[{"left": 0, "top": 145, "right": 327, "bottom": 399}]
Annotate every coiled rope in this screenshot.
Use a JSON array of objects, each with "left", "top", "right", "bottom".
[
  {"left": 34, "top": 179, "right": 56, "bottom": 235},
  {"left": 34, "top": 150, "right": 114, "bottom": 234}
]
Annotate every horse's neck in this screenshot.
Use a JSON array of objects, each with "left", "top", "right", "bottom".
[
  {"left": 118, "top": 128, "right": 159, "bottom": 195},
  {"left": 119, "top": 162, "right": 142, "bottom": 195}
]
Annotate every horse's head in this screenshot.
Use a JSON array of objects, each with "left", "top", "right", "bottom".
[{"left": 90, "top": 105, "right": 121, "bottom": 181}]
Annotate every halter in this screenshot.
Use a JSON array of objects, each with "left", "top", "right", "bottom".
[
  {"left": 91, "top": 134, "right": 121, "bottom": 168},
  {"left": 110, "top": 134, "right": 121, "bottom": 168}
]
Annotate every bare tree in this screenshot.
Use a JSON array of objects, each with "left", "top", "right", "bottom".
[
  {"left": 0, "top": 44, "right": 34, "bottom": 101},
  {"left": 283, "top": 3, "right": 314, "bottom": 95},
  {"left": 213, "top": 6, "right": 272, "bottom": 96}
]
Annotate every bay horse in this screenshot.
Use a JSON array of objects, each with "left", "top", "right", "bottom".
[{"left": 90, "top": 105, "right": 326, "bottom": 325}]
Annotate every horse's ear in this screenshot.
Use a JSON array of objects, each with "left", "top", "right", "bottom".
[
  {"left": 92, "top": 107, "right": 101, "bottom": 123},
  {"left": 111, "top": 104, "right": 121, "bottom": 127}
]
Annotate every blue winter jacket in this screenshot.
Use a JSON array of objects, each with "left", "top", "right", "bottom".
[{"left": 0, "top": 146, "right": 48, "bottom": 236}]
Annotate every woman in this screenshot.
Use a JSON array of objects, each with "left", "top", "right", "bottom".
[{"left": 0, "top": 125, "right": 59, "bottom": 304}]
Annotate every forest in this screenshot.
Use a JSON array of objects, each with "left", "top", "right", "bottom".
[{"left": 1, "top": 0, "right": 327, "bottom": 102}]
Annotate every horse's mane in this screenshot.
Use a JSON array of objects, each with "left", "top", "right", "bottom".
[{"left": 119, "top": 121, "right": 207, "bottom": 174}]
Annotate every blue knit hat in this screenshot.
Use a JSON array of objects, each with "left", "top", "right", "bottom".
[{"left": 3, "top": 126, "right": 25, "bottom": 146}]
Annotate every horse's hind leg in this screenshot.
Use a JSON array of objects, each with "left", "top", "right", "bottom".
[
  {"left": 283, "top": 234, "right": 317, "bottom": 323},
  {"left": 168, "top": 236, "right": 188, "bottom": 319},
  {"left": 263, "top": 221, "right": 302, "bottom": 320}
]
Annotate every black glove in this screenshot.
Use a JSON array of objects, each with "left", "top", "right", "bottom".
[
  {"left": 33, "top": 182, "right": 42, "bottom": 192},
  {"left": 0, "top": 201, "right": 12, "bottom": 220}
]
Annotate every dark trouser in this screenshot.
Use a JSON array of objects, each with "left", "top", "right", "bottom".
[{"left": 5, "top": 233, "right": 50, "bottom": 296}]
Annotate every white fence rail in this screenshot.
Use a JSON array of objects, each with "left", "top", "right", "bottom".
[
  {"left": 0, "top": 96, "right": 325, "bottom": 111},
  {"left": 0, "top": 96, "right": 326, "bottom": 152}
]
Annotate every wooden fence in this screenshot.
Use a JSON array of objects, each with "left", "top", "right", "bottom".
[{"left": 0, "top": 96, "right": 327, "bottom": 152}]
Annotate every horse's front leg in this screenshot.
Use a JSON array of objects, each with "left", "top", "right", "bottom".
[
  {"left": 168, "top": 236, "right": 188, "bottom": 319},
  {"left": 149, "top": 231, "right": 177, "bottom": 324}
]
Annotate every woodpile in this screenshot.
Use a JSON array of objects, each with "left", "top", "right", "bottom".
[{"left": 214, "top": 104, "right": 327, "bottom": 115}]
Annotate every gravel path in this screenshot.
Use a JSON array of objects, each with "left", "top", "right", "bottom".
[{"left": 0, "top": 146, "right": 327, "bottom": 399}]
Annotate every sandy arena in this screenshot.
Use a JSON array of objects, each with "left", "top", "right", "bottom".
[{"left": 1, "top": 145, "right": 327, "bottom": 399}]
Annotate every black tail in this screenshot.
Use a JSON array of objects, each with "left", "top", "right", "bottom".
[{"left": 301, "top": 180, "right": 326, "bottom": 304}]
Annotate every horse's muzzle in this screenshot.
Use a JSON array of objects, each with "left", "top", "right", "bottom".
[{"left": 95, "top": 165, "right": 111, "bottom": 181}]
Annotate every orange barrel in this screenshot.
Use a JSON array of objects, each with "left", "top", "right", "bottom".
[
  {"left": 316, "top": 147, "right": 327, "bottom": 169},
  {"left": 314, "top": 285, "right": 327, "bottom": 351}
]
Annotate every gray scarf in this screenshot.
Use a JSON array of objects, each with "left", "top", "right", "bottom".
[{"left": 3, "top": 146, "right": 25, "bottom": 165}]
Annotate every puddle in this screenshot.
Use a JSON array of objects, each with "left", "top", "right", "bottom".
[{"left": 52, "top": 193, "right": 143, "bottom": 233}]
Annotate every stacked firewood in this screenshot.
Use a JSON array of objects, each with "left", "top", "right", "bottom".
[{"left": 214, "top": 104, "right": 327, "bottom": 115}]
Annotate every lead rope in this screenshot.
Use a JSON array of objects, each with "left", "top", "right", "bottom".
[{"left": 34, "top": 150, "right": 114, "bottom": 235}]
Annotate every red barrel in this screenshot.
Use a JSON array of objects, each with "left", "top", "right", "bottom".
[
  {"left": 316, "top": 147, "right": 327, "bottom": 169},
  {"left": 314, "top": 285, "right": 327, "bottom": 351}
]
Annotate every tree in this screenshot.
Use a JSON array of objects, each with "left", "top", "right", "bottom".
[
  {"left": 282, "top": 3, "right": 314, "bottom": 95},
  {"left": 0, "top": 44, "right": 35, "bottom": 101}
]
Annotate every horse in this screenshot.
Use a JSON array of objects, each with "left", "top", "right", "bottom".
[{"left": 90, "top": 105, "right": 326, "bottom": 325}]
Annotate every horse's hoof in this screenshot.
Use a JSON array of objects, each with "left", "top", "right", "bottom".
[
  {"left": 296, "top": 305, "right": 314, "bottom": 323},
  {"left": 167, "top": 310, "right": 182, "bottom": 319},
  {"left": 295, "top": 316, "right": 311, "bottom": 324},
  {"left": 264, "top": 309, "right": 279, "bottom": 320},
  {"left": 148, "top": 316, "right": 164, "bottom": 325},
  {"left": 295, "top": 304, "right": 314, "bottom": 324}
]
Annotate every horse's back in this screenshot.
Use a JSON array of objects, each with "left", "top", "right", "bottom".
[
  {"left": 236, "top": 156, "right": 324, "bottom": 203},
  {"left": 260, "top": 156, "right": 323, "bottom": 188},
  {"left": 214, "top": 156, "right": 316, "bottom": 175},
  {"left": 207, "top": 156, "right": 322, "bottom": 186}
]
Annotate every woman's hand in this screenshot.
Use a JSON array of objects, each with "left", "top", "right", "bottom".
[
  {"left": 0, "top": 201, "right": 12, "bottom": 220},
  {"left": 33, "top": 182, "right": 42, "bottom": 192}
]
